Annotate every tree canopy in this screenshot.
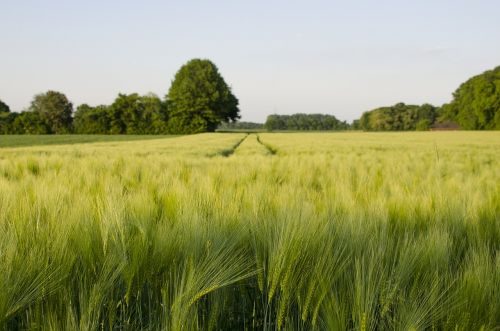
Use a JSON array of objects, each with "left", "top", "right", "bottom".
[
  {"left": 0, "top": 99, "right": 13, "bottom": 134},
  {"left": 74, "top": 94, "right": 168, "bottom": 134},
  {"left": 0, "top": 99, "right": 9, "bottom": 113},
  {"left": 217, "top": 121, "right": 264, "bottom": 131},
  {"left": 12, "top": 111, "right": 49, "bottom": 134},
  {"left": 1, "top": 92, "right": 72, "bottom": 134},
  {"left": 30, "top": 91, "right": 73, "bottom": 134},
  {"left": 440, "top": 66, "right": 500, "bottom": 129},
  {"left": 1, "top": 59, "right": 238, "bottom": 135},
  {"left": 73, "top": 104, "right": 110, "bottom": 134},
  {"left": 265, "top": 113, "right": 348, "bottom": 131},
  {"left": 357, "top": 66, "right": 500, "bottom": 131},
  {"left": 359, "top": 103, "right": 438, "bottom": 131},
  {"left": 167, "top": 59, "right": 240, "bottom": 134}
]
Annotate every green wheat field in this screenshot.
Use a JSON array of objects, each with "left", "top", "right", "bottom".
[{"left": 0, "top": 132, "right": 499, "bottom": 330}]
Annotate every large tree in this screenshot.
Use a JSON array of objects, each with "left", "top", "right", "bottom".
[
  {"left": 166, "top": 59, "right": 240, "bottom": 134},
  {"left": 30, "top": 91, "right": 73, "bottom": 133},
  {"left": 441, "top": 66, "right": 500, "bottom": 129}
]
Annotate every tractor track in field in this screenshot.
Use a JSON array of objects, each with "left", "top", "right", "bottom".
[
  {"left": 209, "top": 134, "right": 249, "bottom": 157},
  {"left": 256, "top": 135, "right": 278, "bottom": 155},
  {"left": 209, "top": 134, "right": 278, "bottom": 158}
]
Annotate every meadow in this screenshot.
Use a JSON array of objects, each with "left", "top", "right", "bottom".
[{"left": 0, "top": 132, "right": 498, "bottom": 330}]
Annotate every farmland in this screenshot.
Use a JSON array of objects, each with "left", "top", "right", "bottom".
[
  {"left": 0, "top": 135, "right": 174, "bottom": 148},
  {"left": 0, "top": 132, "right": 499, "bottom": 330}
]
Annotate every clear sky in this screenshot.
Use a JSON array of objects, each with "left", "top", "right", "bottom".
[{"left": 1, "top": 0, "right": 499, "bottom": 122}]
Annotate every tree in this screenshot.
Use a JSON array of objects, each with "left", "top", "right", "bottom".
[
  {"left": 0, "top": 99, "right": 13, "bottom": 133},
  {"left": 122, "top": 93, "right": 166, "bottom": 134},
  {"left": 167, "top": 59, "right": 240, "bottom": 134},
  {"left": 141, "top": 93, "right": 169, "bottom": 134},
  {"left": 417, "top": 103, "right": 438, "bottom": 124},
  {"left": 104, "top": 93, "right": 168, "bottom": 134},
  {"left": 109, "top": 94, "right": 141, "bottom": 134},
  {"left": 416, "top": 119, "right": 431, "bottom": 131},
  {"left": 0, "top": 113, "right": 17, "bottom": 134},
  {"left": 441, "top": 66, "right": 500, "bottom": 129},
  {"left": 217, "top": 121, "right": 264, "bottom": 131},
  {"left": 73, "top": 104, "right": 110, "bottom": 134},
  {"left": 358, "top": 103, "right": 438, "bottom": 131},
  {"left": 0, "top": 99, "right": 9, "bottom": 114},
  {"left": 264, "top": 113, "right": 347, "bottom": 131},
  {"left": 351, "top": 119, "right": 360, "bottom": 130},
  {"left": 12, "top": 111, "right": 49, "bottom": 134},
  {"left": 265, "top": 115, "right": 287, "bottom": 131},
  {"left": 30, "top": 91, "right": 73, "bottom": 133}
]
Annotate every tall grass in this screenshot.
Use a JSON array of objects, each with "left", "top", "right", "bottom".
[{"left": 0, "top": 132, "right": 498, "bottom": 330}]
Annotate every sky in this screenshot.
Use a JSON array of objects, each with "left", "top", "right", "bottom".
[{"left": 1, "top": 0, "right": 500, "bottom": 123}]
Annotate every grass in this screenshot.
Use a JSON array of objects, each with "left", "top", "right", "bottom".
[
  {"left": 0, "top": 134, "right": 176, "bottom": 148},
  {"left": 0, "top": 132, "right": 498, "bottom": 330}
]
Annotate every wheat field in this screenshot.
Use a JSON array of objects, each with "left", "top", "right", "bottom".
[{"left": 0, "top": 132, "right": 498, "bottom": 330}]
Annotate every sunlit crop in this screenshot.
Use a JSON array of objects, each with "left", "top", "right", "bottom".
[{"left": 0, "top": 132, "right": 498, "bottom": 330}]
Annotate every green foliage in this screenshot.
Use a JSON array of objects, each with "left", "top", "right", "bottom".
[
  {"left": 0, "top": 109, "right": 16, "bottom": 134},
  {"left": 217, "top": 121, "right": 264, "bottom": 131},
  {"left": 30, "top": 91, "right": 73, "bottom": 134},
  {"left": 359, "top": 103, "right": 438, "bottom": 131},
  {"left": 0, "top": 94, "right": 72, "bottom": 135},
  {"left": 0, "top": 100, "right": 19, "bottom": 134},
  {"left": 167, "top": 59, "right": 240, "bottom": 134},
  {"left": 11, "top": 111, "right": 50, "bottom": 134},
  {"left": 0, "top": 99, "right": 9, "bottom": 113},
  {"left": 441, "top": 66, "right": 500, "bottom": 129},
  {"left": 140, "top": 93, "right": 170, "bottom": 134},
  {"left": 416, "top": 119, "right": 431, "bottom": 131},
  {"left": 74, "top": 104, "right": 110, "bottom": 134},
  {"left": 74, "top": 94, "right": 169, "bottom": 134},
  {"left": 2, "top": 59, "right": 237, "bottom": 135},
  {"left": 351, "top": 119, "right": 360, "bottom": 130},
  {"left": 265, "top": 113, "right": 348, "bottom": 131}
]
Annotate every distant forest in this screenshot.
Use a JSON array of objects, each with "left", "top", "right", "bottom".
[
  {"left": 1, "top": 65, "right": 499, "bottom": 134},
  {"left": 265, "top": 114, "right": 349, "bottom": 131},
  {"left": 217, "top": 114, "right": 349, "bottom": 131}
]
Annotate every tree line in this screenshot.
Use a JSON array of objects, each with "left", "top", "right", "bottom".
[
  {"left": 265, "top": 113, "right": 349, "bottom": 131},
  {"left": 74, "top": 94, "right": 169, "bottom": 134},
  {"left": 356, "top": 65, "right": 500, "bottom": 131},
  {"left": 0, "top": 59, "right": 240, "bottom": 135},
  {"left": 0, "top": 91, "right": 172, "bottom": 135},
  {"left": 217, "top": 121, "right": 264, "bottom": 131},
  {"left": 2, "top": 63, "right": 499, "bottom": 134},
  {"left": 261, "top": 65, "right": 499, "bottom": 132},
  {"left": 440, "top": 65, "right": 500, "bottom": 130},
  {"left": 357, "top": 103, "right": 438, "bottom": 131}
]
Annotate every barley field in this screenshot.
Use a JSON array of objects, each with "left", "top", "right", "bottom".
[
  {"left": 0, "top": 132, "right": 499, "bottom": 330},
  {"left": 0, "top": 135, "right": 175, "bottom": 148}
]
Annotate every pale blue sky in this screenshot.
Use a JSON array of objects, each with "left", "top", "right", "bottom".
[{"left": 1, "top": 0, "right": 499, "bottom": 122}]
